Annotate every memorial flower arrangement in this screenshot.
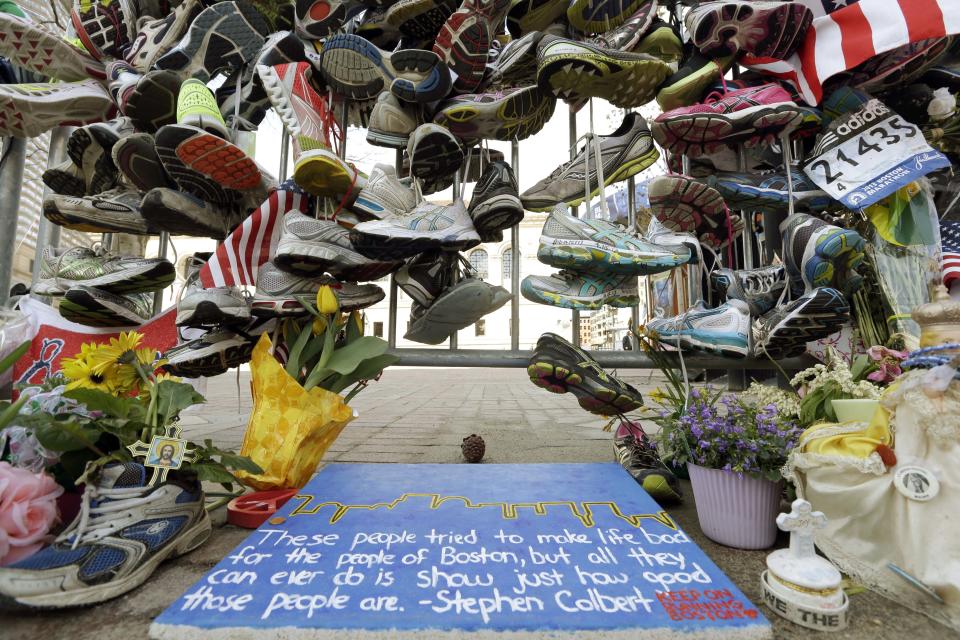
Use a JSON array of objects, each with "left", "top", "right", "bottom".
[{"left": 789, "top": 346, "right": 893, "bottom": 426}]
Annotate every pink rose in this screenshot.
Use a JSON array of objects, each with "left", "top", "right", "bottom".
[{"left": 0, "top": 462, "right": 63, "bottom": 566}]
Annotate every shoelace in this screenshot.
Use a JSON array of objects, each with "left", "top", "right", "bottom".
[{"left": 59, "top": 483, "right": 164, "bottom": 549}]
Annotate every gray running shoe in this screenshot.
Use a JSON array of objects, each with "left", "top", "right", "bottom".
[
  {"left": 521, "top": 112, "right": 658, "bottom": 211},
  {"left": 67, "top": 117, "right": 136, "bottom": 195},
  {"left": 521, "top": 269, "right": 640, "bottom": 310},
  {"left": 40, "top": 246, "right": 175, "bottom": 295},
  {"left": 176, "top": 255, "right": 251, "bottom": 327},
  {"left": 537, "top": 210, "right": 691, "bottom": 275},
  {"left": 126, "top": 0, "right": 203, "bottom": 73},
  {"left": 43, "top": 185, "right": 153, "bottom": 235},
  {"left": 647, "top": 299, "right": 751, "bottom": 358},
  {"left": 140, "top": 187, "right": 246, "bottom": 239},
  {"left": 395, "top": 251, "right": 450, "bottom": 307},
  {"left": 60, "top": 286, "right": 153, "bottom": 328},
  {"left": 753, "top": 287, "right": 849, "bottom": 359},
  {"left": 351, "top": 164, "right": 417, "bottom": 220},
  {"left": 646, "top": 217, "right": 700, "bottom": 261},
  {"left": 405, "top": 277, "right": 511, "bottom": 345},
  {"left": 468, "top": 160, "right": 523, "bottom": 242},
  {"left": 111, "top": 133, "right": 170, "bottom": 193},
  {"left": 42, "top": 159, "right": 86, "bottom": 197},
  {"left": 366, "top": 92, "right": 418, "bottom": 148},
  {"left": 781, "top": 213, "right": 865, "bottom": 297},
  {"left": 407, "top": 123, "right": 464, "bottom": 183},
  {"left": 251, "top": 262, "right": 385, "bottom": 316},
  {"left": 164, "top": 318, "right": 276, "bottom": 377},
  {"left": 711, "top": 265, "right": 786, "bottom": 317},
  {"left": 274, "top": 211, "right": 403, "bottom": 281},
  {"left": 350, "top": 199, "right": 481, "bottom": 260}
]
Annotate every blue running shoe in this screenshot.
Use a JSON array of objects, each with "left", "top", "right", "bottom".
[
  {"left": 0, "top": 462, "right": 210, "bottom": 609},
  {"left": 781, "top": 213, "right": 865, "bottom": 297},
  {"left": 711, "top": 265, "right": 786, "bottom": 316},
  {"left": 537, "top": 209, "right": 692, "bottom": 275},
  {"left": 706, "top": 169, "right": 833, "bottom": 213},
  {"left": 647, "top": 299, "right": 751, "bottom": 358},
  {"left": 753, "top": 287, "right": 849, "bottom": 359},
  {"left": 521, "top": 269, "right": 640, "bottom": 310}
]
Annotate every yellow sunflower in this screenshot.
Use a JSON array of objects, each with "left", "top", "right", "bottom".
[{"left": 61, "top": 353, "right": 121, "bottom": 393}]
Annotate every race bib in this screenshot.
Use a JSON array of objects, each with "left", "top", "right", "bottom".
[{"left": 803, "top": 99, "right": 949, "bottom": 209}]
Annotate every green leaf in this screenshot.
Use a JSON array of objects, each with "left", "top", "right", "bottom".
[
  {"left": 317, "top": 336, "right": 388, "bottom": 377},
  {"left": 0, "top": 394, "right": 28, "bottom": 429},
  {"left": 327, "top": 354, "right": 399, "bottom": 393},
  {"left": 187, "top": 462, "right": 242, "bottom": 486},
  {"left": 154, "top": 380, "right": 205, "bottom": 425},
  {"left": 63, "top": 388, "right": 138, "bottom": 419},
  {"left": 0, "top": 341, "right": 30, "bottom": 376},
  {"left": 285, "top": 320, "right": 315, "bottom": 379},
  {"left": 32, "top": 421, "right": 103, "bottom": 453}
]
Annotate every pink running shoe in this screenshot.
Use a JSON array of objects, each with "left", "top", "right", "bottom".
[{"left": 651, "top": 83, "right": 804, "bottom": 157}]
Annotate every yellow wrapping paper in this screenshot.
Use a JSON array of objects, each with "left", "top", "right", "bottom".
[{"left": 236, "top": 334, "right": 354, "bottom": 490}]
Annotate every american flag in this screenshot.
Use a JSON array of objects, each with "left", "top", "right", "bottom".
[
  {"left": 742, "top": 0, "right": 960, "bottom": 105},
  {"left": 942, "top": 220, "right": 960, "bottom": 288},
  {"left": 199, "top": 180, "right": 313, "bottom": 288}
]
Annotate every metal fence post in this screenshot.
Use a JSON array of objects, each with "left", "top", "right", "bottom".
[
  {"left": 31, "top": 127, "right": 70, "bottom": 300},
  {"left": 450, "top": 172, "right": 460, "bottom": 350},
  {"left": 0, "top": 137, "right": 27, "bottom": 306},
  {"left": 569, "top": 110, "right": 581, "bottom": 346},
  {"left": 278, "top": 130, "right": 289, "bottom": 181},
  {"left": 153, "top": 231, "right": 169, "bottom": 314},
  {"left": 387, "top": 148, "right": 402, "bottom": 348},
  {"left": 680, "top": 154, "right": 697, "bottom": 309},
  {"left": 627, "top": 174, "right": 639, "bottom": 349},
  {"left": 510, "top": 140, "right": 520, "bottom": 351}
]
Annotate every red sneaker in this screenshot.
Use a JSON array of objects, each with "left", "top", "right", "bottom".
[{"left": 434, "top": 0, "right": 511, "bottom": 93}]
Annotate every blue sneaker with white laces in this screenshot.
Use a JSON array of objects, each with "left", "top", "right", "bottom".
[
  {"left": 705, "top": 169, "right": 833, "bottom": 213},
  {"left": 0, "top": 462, "right": 210, "bottom": 609},
  {"left": 647, "top": 299, "right": 751, "bottom": 358}
]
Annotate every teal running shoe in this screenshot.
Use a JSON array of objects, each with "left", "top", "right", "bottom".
[
  {"left": 647, "top": 299, "right": 751, "bottom": 358},
  {"left": 781, "top": 213, "right": 865, "bottom": 297},
  {"left": 537, "top": 210, "right": 691, "bottom": 275},
  {"left": 521, "top": 269, "right": 640, "bottom": 310}
]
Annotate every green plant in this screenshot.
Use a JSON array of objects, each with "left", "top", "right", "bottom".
[{"left": 791, "top": 347, "right": 882, "bottom": 426}]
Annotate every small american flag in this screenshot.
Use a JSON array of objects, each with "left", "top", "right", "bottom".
[
  {"left": 941, "top": 220, "right": 960, "bottom": 288},
  {"left": 199, "top": 180, "right": 313, "bottom": 288},
  {"left": 742, "top": 0, "right": 960, "bottom": 105}
]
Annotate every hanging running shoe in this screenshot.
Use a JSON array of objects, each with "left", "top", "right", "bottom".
[
  {"left": 433, "top": 85, "right": 556, "bottom": 142},
  {"left": 37, "top": 246, "right": 175, "bottom": 296},
  {"left": 433, "top": 0, "right": 512, "bottom": 93},
  {"left": 351, "top": 164, "right": 418, "bottom": 220},
  {"left": 0, "top": 79, "right": 116, "bottom": 138},
  {"left": 704, "top": 169, "right": 833, "bottom": 213},
  {"left": 59, "top": 287, "right": 154, "bottom": 328},
  {"left": 521, "top": 269, "right": 640, "bottom": 310},
  {"left": 753, "top": 287, "right": 850, "bottom": 359},
  {"left": 528, "top": 332, "right": 644, "bottom": 415},
  {"left": 43, "top": 183, "right": 155, "bottom": 235},
  {"left": 407, "top": 123, "right": 464, "bottom": 184},
  {"left": 648, "top": 175, "right": 742, "bottom": 251},
  {"left": 781, "top": 213, "right": 865, "bottom": 297},
  {"left": 646, "top": 299, "right": 751, "bottom": 358},
  {"left": 126, "top": 0, "right": 203, "bottom": 73},
  {"left": 711, "top": 265, "right": 786, "bottom": 317},
  {"left": 366, "top": 93, "right": 419, "bottom": 148},
  {"left": 0, "top": 12, "right": 104, "bottom": 81},
  {"left": 385, "top": 0, "right": 458, "bottom": 42},
  {"left": 251, "top": 262, "right": 385, "bottom": 316},
  {"left": 350, "top": 199, "right": 481, "bottom": 260},
  {"left": 42, "top": 159, "right": 86, "bottom": 198},
  {"left": 140, "top": 187, "right": 248, "bottom": 239},
  {"left": 468, "top": 160, "right": 524, "bottom": 242},
  {"left": 685, "top": 1, "right": 813, "bottom": 60},
  {"left": 112, "top": 133, "right": 171, "bottom": 193}
]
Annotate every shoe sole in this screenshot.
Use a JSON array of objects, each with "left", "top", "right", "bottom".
[
  {"left": 0, "top": 81, "right": 115, "bottom": 138},
  {"left": 757, "top": 288, "right": 849, "bottom": 359},
  {"left": 386, "top": 0, "right": 457, "bottom": 39},
  {"left": 691, "top": 1, "right": 812, "bottom": 59},
  {"left": 155, "top": 1, "right": 269, "bottom": 82},
  {"left": 433, "top": 85, "right": 556, "bottom": 142},
  {"left": 652, "top": 103, "right": 804, "bottom": 157},
  {"left": 156, "top": 124, "right": 238, "bottom": 204},
  {"left": 404, "top": 279, "right": 497, "bottom": 344},
  {"left": 0, "top": 14, "right": 105, "bottom": 81},
  {"left": 42, "top": 167, "right": 86, "bottom": 197},
  {"left": 649, "top": 176, "right": 736, "bottom": 250},
  {"left": 350, "top": 225, "right": 481, "bottom": 261},
  {"left": 566, "top": 0, "right": 647, "bottom": 34},
  {"left": 538, "top": 51, "right": 671, "bottom": 108},
  {"left": 71, "top": 3, "right": 132, "bottom": 60},
  {"left": 43, "top": 196, "right": 152, "bottom": 235},
  {"left": 2, "top": 512, "right": 210, "bottom": 609},
  {"left": 176, "top": 300, "right": 250, "bottom": 327},
  {"left": 366, "top": 127, "right": 410, "bottom": 148},
  {"left": 274, "top": 237, "right": 402, "bottom": 281},
  {"left": 433, "top": 10, "right": 494, "bottom": 93},
  {"left": 537, "top": 241, "right": 688, "bottom": 276},
  {"left": 527, "top": 359, "right": 642, "bottom": 416},
  {"left": 59, "top": 287, "right": 148, "bottom": 328},
  {"left": 293, "top": 149, "right": 358, "bottom": 199},
  {"left": 175, "top": 131, "right": 261, "bottom": 191},
  {"left": 712, "top": 179, "right": 831, "bottom": 213},
  {"left": 125, "top": 70, "right": 180, "bottom": 133},
  {"left": 656, "top": 58, "right": 727, "bottom": 111},
  {"left": 112, "top": 133, "right": 170, "bottom": 192},
  {"left": 320, "top": 34, "right": 450, "bottom": 103},
  {"left": 295, "top": 0, "right": 349, "bottom": 38},
  {"left": 409, "top": 127, "right": 464, "bottom": 180},
  {"left": 165, "top": 342, "right": 254, "bottom": 377},
  {"left": 507, "top": 0, "right": 567, "bottom": 37},
  {"left": 522, "top": 144, "right": 659, "bottom": 212},
  {"left": 520, "top": 278, "right": 640, "bottom": 310},
  {"left": 55, "top": 261, "right": 174, "bottom": 295},
  {"left": 471, "top": 193, "right": 524, "bottom": 240},
  {"left": 252, "top": 288, "right": 386, "bottom": 317}
]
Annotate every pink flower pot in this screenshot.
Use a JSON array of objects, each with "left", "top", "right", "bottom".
[{"left": 687, "top": 463, "right": 782, "bottom": 550}]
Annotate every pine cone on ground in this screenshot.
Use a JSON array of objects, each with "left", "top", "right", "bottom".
[{"left": 461, "top": 434, "right": 485, "bottom": 463}]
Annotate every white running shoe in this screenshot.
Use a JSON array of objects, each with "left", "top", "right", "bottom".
[
  {"left": 349, "top": 199, "right": 481, "bottom": 260},
  {"left": 351, "top": 164, "right": 417, "bottom": 220}
]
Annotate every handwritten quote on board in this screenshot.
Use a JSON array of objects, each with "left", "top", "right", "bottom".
[{"left": 152, "top": 464, "right": 770, "bottom": 638}]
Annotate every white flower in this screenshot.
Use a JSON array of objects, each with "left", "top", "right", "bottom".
[{"left": 929, "top": 87, "right": 957, "bottom": 122}]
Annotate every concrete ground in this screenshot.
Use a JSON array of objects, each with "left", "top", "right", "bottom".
[{"left": 1, "top": 368, "right": 952, "bottom": 639}]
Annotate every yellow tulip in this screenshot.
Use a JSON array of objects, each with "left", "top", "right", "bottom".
[
  {"left": 312, "top": 315, "right": 328, "bottom": 336},
  {"left": 350, "top": 311, "right": 364, "bottom": 336},
  {"left": 316, "top": 284, "right": 339, "bottom": 315}
]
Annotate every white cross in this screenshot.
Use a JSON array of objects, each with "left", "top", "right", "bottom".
[{"left": 777, "top": 499, "right": 827, "bottom": 559}]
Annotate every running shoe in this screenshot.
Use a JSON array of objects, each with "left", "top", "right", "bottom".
[
  {"left": 704, "top": 169, "right": 832, "bottom": 213},
  {"left": 521, "top": 269, "right": 640, "bottom": 310},
  {"left": 528, "top": 332, "right": 644, "bottom": 415},
  {"left": 385, "top": 0, "right": 458, "bottom": 43},
  {"left": 163, "top": 327, "right": 258, "bottom": 377},
  {"left": 646, "top": 217, "right": 700, "bottom": 260},
  {"left": 319, "top": 33, "right": 451, "bottom": 103},
  {"left": 156, "top": 124, "right": 240, "bottom": 205},
  {"left": 70, "top": 0, "right": 137, "bottom": 60},
  {"left": 406, "top": 279, "right": 511, "bottom": 344},
  {"left": 59, "top": 286, "right": 153, "bottom": 328},
  {"left": 468, "top": 160, "right": 524, "bottom": 242},
  {"left": 251, "top": 262, "right": 385, "bottom": 316},
  {"left": 42, "top": 159, "right": 86, "bottom": 197},
  {"left": 753, "top": 287, "right": 850, "bottom": 359},
  {"left": 112, "top": 133, "right": 171, "bottom": 192},
  {"left": 274, "top": 211, "right": 403, "bottom": 281},
  {"left": 781, "top": 213, "right": 865, "bottom": 297},
  {"left": 176, "top": 78, "right": 229, "bottom": 138},
  {"left": 487, "top": 29, "right": 545, "bottom": 86},
  {"left": 432, "top": 84, "right": 555, "bottom": 142},
  {"left": 631, "top": 18, "right": 683, "bottom": 64},
  {"left": 356, "top": 6, "right": 403, "bottom": 49},
  {"left": 652, "top": 83, "right": 805, "bottom": 156},
  {"left": 116, "top": 68, "right": 181, "bottom": 133},
  {"left": 433, "top": 0, "right": 512, "bottom": 93},
  {"left": 0, "top": 463, "right": 209, "bottom": 609},
  {"left": 614, "top": 419, "right": 682, "bottom": 502},
  {"left": 567, "top": 0, "right": 652, "bottom": 35},
  {"left": 396, "top": 250, "right": 452, "bottom": 306},
  {"left": 126, "top": 0, "right": 203, "bottom": 73},
  {"left": 852, "top": 37, "right": 951, "bottom": 96},
  {"left": 67, "top": 117, "right": 136, "bottom": 195},
  {"left": 521, "top": 112, "right": 658, "bottom": 211},
  {"left": 536, "top": 35, "right": 672, "bottom": 108},
  {"left": 43, "top": 185, "right": 153, "bottom": 235},
  {"left": 140, "top": 187, "right": 246, "bottom": 239},
  {"left": 506, "top": 0, "right": 567, "bottom": 37},
  {"left": 657, "top": 51, "right": 735, "bottom": 111},
  {"left": 39, "top": 246, "right": 175, "bottom": 295},
  {"left": 0, "top": 12, "right": 104, "bottom": 81},
  {"left": 711, "top": 265, "right": 785, "bottom": 317},
  {"left": 647, "top": 299, "right": 751, "bottom": 358},
  {"left": 685, "top": 1, "right": 813, "bottom": 59},
  {"left": 176, "top": 276, "right": 251, "bottom": 327},
  {"left": 537, "top": 210, "right": 691, "bottom": 275},
  {"left": 407, "top": 123, "right": 464, "bottom": 183},
  {"left": 366, "top": 92, "right": 419, "bottom": 148},
  {"left": 648, "top": 175, "right": 741, "bottom": 250},
  {"left": 0, "top": 79, "right": 116, "bottom": 138},
  {"left": 350, "top": 199, "right": 481, "bottom": 260},
  {"left": 295, "top": 0, "right": 364, "bottom": 38},
  {"left": 174, "top": 129, "right": 264, "bottom": 192},
  {"left": 155, "top": 1, "right": 270, "bottom": 82},
  {"left": 351, "top": 163, "right": 418, "bottom": 219}
]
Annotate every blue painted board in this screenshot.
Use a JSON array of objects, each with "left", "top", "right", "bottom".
[{"left": 151, "top": 463, "right": 770, "bottom": 638}]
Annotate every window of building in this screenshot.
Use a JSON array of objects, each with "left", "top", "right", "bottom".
[
  {"left": 373, "top": 321, "right": 383, "bottom": 338},
  {"left": 475, "top": 319, "right": 485, "bottom": 336},
  {"left": 468, "top": 249, "right": 488, "bottom": 278},
  {"left": 501, "top": 248, "right": 513, "bottom": 284}
]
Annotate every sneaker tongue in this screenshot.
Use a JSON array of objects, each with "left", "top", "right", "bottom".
[{"left": 100, "top": 462, "right": 147, "bottom": 489}]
